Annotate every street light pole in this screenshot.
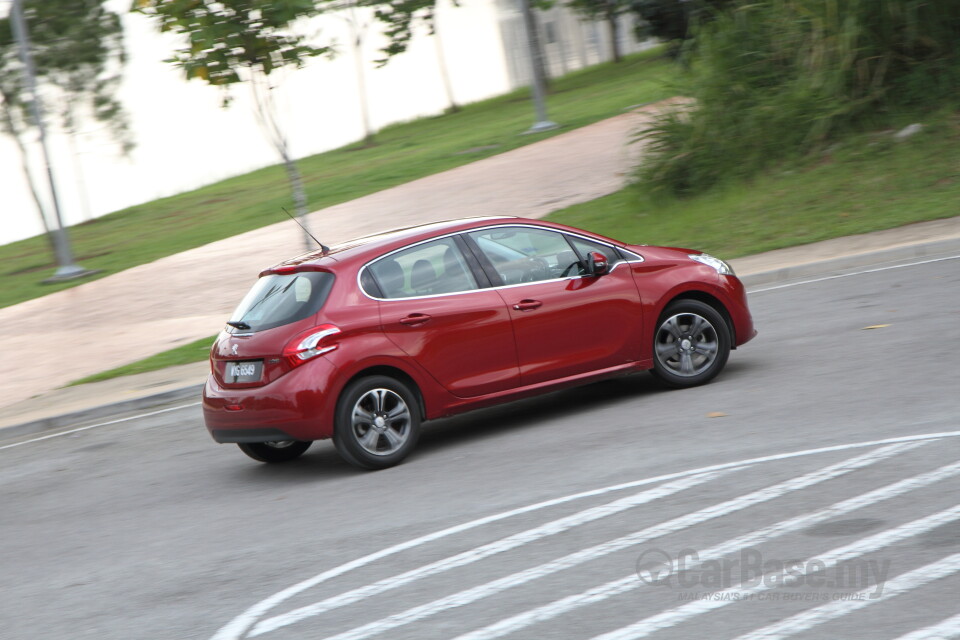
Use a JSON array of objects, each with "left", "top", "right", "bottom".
[
  {"left": 518, "top": 0, "right": 558, "bottom": 134},
  {"left": 10, "top": 0, "right": 94, "bottom": 282}
]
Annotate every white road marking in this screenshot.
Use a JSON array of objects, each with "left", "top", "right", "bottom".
[
  {"left": 210, "top": 432, "right": 960, "bottom": 640},
  {"left": 892, "top": 612, "right": 960, "bottom": 640},
  {"left": 748, "top": 254, "right": 960, "bottom": 294},
  {"left": 452, "top": 449, "right": 960, "bottom": 640},
  {"left": 589, "top": 503, "right": 960, "bottom": 640},
  {"left": 733, "top": 552, "right": 960, "bottom": 640},
  {"left": 247, "top": 468, "right": 737, "bottom": 635},
  {"left": 0, "top": 402, "right": 202, "bottom": 451},
  {"left": 258, "top": 442, "right": 918, "bottom": 640}
]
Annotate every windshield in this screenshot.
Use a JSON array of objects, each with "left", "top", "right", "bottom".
[{"left": 228, "top": 271, "right": 334, "bottom": 332}]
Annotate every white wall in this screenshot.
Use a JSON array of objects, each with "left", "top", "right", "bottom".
[{"left": 0, "top": 0, "right": 511, "bottom": 245}]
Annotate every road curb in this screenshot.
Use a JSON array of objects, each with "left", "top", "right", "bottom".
[
  {"left": 738, "top": 237, "right": 960, "bottom": 289},
  {"left": 2, "top": 236, "right": 957, "bottom": 443},
  {"left": 0, "top": 385, "right": 204, "bottom": 442}
]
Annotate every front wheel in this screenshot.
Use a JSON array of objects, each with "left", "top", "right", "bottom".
[
  {"left": 651, "top": 300, "right": 731, "bottom": 388},
  {"left": 237, "top": 440, "right": 311, "bottom": 463},
  {"left": 333, "top": 375, "right": 421, "bottom": 470}
]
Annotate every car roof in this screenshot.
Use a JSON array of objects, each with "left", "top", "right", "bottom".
[{"left": 261, "top": 216, "right": 624, "bottom": 275}]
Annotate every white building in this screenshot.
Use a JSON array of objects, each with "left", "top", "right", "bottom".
[{"left": 0, "top": 0, "right": 646, "bottom": 246}]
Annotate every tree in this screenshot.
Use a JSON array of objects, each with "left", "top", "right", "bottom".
[
  {"left": 566, "top": 0, "right": 631, "bottom": 63},
  {"left": 0, "top": 0, "right": 128, "bottom": 259},
  {"left": 368, "top": 0, "right": 459, "bottom": 111},
  {"left": 133, "top": 0, "right": 331, "bottom": 250},
  {"left": 630, "top": 0, "right": 734, "bottom": 53}
]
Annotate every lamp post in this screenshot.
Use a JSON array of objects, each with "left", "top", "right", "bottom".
[
  {"left": 10, "top": 0, "right": 95, "bottom": 282},
  {"left": 518, "top": 0, "right": 558, "bottom": 134}
]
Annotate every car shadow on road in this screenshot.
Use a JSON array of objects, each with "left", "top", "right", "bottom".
[
  {"left": 416, "top": 373, "right": 662, "bottom": 455},
  {"left": 224, "top": 442, "right": 360, "bottom": 482},
  {"left": 222, "top": 365, "right": 758, "bottom": 479},
  {"left": 221, "top": 373, "right": 655, "bottom": 480}
]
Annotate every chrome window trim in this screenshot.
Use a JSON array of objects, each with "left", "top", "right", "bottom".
[{"left": 357, "top": 223, "right": 644, "bottom": 302}]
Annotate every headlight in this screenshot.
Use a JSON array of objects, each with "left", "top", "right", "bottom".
[{"left": 689, "top": 253, "right": 735, "bottom": 276}]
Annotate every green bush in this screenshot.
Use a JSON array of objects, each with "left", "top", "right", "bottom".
[{"left": 639, "top": 0, "right": 960, "bottom": 196}]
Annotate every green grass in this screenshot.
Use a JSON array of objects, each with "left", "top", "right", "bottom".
[
  {"left": 66, "top": 109, "right": 960, "bottom": 387},
  {"left": 1, "top": 49, "right": 674, "bottom": 310},
  {"left": 549, "top": 110, "right": 960, "bottom": 258},
  {"left": 68, "top": 334, "right": 217, "bottom": 386}
]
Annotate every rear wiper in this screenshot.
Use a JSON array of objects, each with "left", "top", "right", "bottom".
[{"left": 227, "top": 321, "right": 251, "bottom": 330}]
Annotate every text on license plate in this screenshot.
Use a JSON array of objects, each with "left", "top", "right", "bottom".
[{"left": 227, "top": 361, "right": 261, "bottom": 381}]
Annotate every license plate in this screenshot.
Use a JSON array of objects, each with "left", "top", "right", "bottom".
[{"left": 226, "top": 361, "right": 262, "bottom": 383}]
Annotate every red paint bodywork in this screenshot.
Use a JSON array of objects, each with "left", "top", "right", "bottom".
[{"left": 203, "top": 217, "right": 756, "bottom": 443}]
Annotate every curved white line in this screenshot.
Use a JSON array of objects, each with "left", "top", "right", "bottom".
[
  {"left": 893, "top": 612, "right": 960, "bottom": 640},
  {"left": 456, "top": 451, "right": 960, "bottom": 640},
  {"left": 210, "top": 429, "right": 960, "bottom": 640},
  {"left": 733, "top": 551, "right": 960, "bottom": 640},
  {"left": 250, "top": 468, "right": 736, "bottom": 636},
  {"left": 0, "top": 402, "right": 202, "bottom": 451},
  {"left": 290, "top": 443, "right": 920, "bottom": 640},
  {"left": 592, "top": 504, "right": 960, "bottom": 640}
]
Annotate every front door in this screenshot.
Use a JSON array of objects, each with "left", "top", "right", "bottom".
[{"left": 466, "top": 226, "right": 643, "bottom": 385}]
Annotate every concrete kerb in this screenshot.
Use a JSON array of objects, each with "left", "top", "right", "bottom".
[
  {"left": 0, "top": 386, "right": 204, "bottom": 443},
  {"left": 736, "top": 236, "right": 960, "bottom": 288},
  {"left": 2, "top": 235, "right": 958, "bottom": 444}
]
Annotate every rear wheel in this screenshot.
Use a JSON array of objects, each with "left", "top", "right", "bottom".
[
  {"left": 333, "top": 375, "right": 421, "bottom": 470},
  {"left": 651, "top": 299, "right": 731, "bottom": 388},
  {"left": 237, "top": 440, "right": 311, "bottom": 463}
]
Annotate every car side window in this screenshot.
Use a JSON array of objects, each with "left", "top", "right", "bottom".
[
  {"left": 567, "top": 235, "right": 622, "bottom": 274},
  {"left": 467, "top": 227, "right": 582, "bottom": 285},
  {"left": 365, "top": 237, "right": 479, "bottom": 299}
]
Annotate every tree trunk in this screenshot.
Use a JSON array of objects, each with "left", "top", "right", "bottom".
[
  {"left": 281, "top": 151, "right": 313, "bottom": 253},
  {"left": 433, "top": 18, "right": 459, "bottom": 113},
  {"left": 1, "top": 102, "right": 57, "bottom": 256},
  {"left": 248, "top": 76, "right": 314, "bottom": 252},
  {"left": 349, "top": 4, "right": 376, "bottom": 146}
]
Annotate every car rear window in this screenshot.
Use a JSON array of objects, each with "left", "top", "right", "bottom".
[{"left": 228, "top": 271, "right": 334, "bottom": 332}]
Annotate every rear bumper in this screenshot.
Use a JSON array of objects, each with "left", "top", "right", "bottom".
[{"left": 202, "top": 357, "right": 338, "bottom": 442}]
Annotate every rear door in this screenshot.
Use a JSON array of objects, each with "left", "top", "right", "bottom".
[
  {"left": 365, "top": 236, "right": 521, "bottom": 398},
  {"left": 466, "top": 226, "right": 644, "bottom": 386}
]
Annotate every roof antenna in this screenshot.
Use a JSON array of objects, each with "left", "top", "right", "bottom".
[{"left": 282, "top": 207, "right": 329, "bottom": 253}]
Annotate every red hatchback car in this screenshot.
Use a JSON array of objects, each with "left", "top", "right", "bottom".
[{"left": 203, "top": 217, "right": 756, "bottom": 469}]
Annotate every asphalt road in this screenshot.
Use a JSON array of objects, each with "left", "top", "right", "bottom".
[{"left": 2, "top": 256, "right": 958, "bottom": 640}]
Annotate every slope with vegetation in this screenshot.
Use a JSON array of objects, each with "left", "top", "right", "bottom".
[
  {"left": 0, "top": 51, "right": 672, "bottom": 310},
  {"left": 638, "top": 0, "right": 960, "bottom": 196},
  {"left": 34, "top": 1, "right": 960, "bottom": 385},
  {"left": 554, "top": 0, "right": 960, "bottom": 255}
]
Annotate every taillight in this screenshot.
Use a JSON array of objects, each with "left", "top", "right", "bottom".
[{"left": 282, "top": 324, "right": 341, "bottom": 368}]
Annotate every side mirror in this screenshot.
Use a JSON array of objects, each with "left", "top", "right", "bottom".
[{"left": 586, "top": 251, "right": 609, "bottom": 276}]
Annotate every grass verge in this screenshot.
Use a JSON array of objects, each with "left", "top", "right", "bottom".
[
  {"left": 549, "top": 110, "right": 960, "bottom": 258},
  {"left": 68, "top": 335, "right": 217, "bottom": 386},
  {"left": 2, "top": 50, "right": 673, "bottom": 310}
]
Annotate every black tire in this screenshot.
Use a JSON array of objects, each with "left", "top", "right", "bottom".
[
  {"left": 237, "top": 440, "right": 311, "bottom": 463},
  {"left": 650, "top": 299, "right": 731, "bottom": 388},
  {"left": 333, "top": 375, "right": 421, "bottom": 470}
]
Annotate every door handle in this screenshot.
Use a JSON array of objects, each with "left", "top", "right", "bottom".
[
  {"left": 399, "top": 313, "right": 432, "bottom": 326},
  {"left": 513, "top": 299, "right": 543, "bottom": 311}
]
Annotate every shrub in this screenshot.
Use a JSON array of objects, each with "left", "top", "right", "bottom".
[{"left": 639, "top": 0, "right": 960, "bottom": 196}]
